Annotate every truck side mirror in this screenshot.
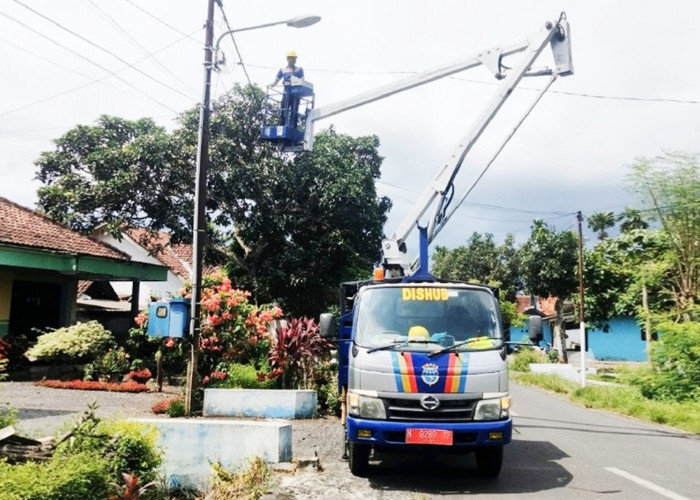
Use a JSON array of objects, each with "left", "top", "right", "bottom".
[
  {"left": 319, "top": 313, "right": 337, "bottom": 339},
  {"left": 528, "top": 315, "right": 543, "bottom": 343}
]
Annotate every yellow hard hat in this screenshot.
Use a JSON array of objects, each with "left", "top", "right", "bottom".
[
  {"left": 408, "top": 325, "right": 430, "bottom": 340},
  {"left": 286, "top": 50, "right": 297, "bottom": 58}
]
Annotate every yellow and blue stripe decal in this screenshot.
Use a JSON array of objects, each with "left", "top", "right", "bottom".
[{"left": 391, "top": 352, "right": 469, "bottom": 393}]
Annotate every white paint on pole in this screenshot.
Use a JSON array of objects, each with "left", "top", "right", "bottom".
[
  {"left": 605, "top": 467, "right": 690, "bottom": 500},
  {"left": 580, "top": 321, "right": 586, "bottom": 387}
]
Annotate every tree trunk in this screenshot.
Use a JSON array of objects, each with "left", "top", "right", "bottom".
[{"left": 554, "top": 299, "right": 569, "bottom": 364}]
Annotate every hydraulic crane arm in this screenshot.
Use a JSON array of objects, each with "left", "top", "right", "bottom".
[{"left": 304, "top": 13, "right": 573, "bottom": 275}]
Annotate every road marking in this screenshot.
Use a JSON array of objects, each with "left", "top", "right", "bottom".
[{"left": 605, "top": 467, "right": 689, "bottom": 500}]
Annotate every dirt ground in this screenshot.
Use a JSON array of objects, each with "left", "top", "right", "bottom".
[{"left": 0, "top": 381, "right": 382, "bottom": 499}]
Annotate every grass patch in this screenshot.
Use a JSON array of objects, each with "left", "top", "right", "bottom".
[
  {"left": 511, "top": 371, "right": 700, "bottom": 435},
  {"left": 208, "top": 457, "right": 273, "bottom": 500}
]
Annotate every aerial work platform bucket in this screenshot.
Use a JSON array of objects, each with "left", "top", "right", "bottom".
[{"left": 260, "top": 77, "right": 314, "bottom": 153}]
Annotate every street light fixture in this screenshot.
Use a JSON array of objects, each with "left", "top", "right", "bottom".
[{"left": 185, "top": 3, "right": 320, "bottom": 415}]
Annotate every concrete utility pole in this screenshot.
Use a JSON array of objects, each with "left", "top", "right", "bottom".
[
  {"left": 186, "top": 0, "right": 216, "bottom": 416},
  {"left": 577, "top": 211, "right": 586, "bottom": 387}
]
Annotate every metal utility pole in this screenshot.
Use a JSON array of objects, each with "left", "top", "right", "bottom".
[
  {"left": 186, "top": 0, "right": 215, "bottom": 416},
  {"left": 576, "top": 211, "right": 586, "bottom": 387}
]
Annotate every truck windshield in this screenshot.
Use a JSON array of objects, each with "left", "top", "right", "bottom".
[{"left": 354, "top": 285, "right": 503, "bottom": 351}]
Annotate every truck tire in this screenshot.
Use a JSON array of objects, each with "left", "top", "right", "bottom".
[
  {"left": 348, "top": 442, "right": 370, "bottom": 476},
  {"left": 475, "top": 445, "right": 503, "bottom": 478}
]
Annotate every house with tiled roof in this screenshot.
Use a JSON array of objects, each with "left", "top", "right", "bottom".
[
  {"left": 91, "top": 228, "right": 221, "bottom": 309},
  {"left": 0, "top": 196, "right": 167, "bottom": 340}
]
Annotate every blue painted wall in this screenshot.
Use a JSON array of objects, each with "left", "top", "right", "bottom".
[
  {"left": 509, "top": 316, "right": 649, "bottom": 362},
  {"left": 588, "top": 316, "right": 649, "bottom": 362},
  {"left": 509, "top": 322, "right": 552, "bottom": 348}
]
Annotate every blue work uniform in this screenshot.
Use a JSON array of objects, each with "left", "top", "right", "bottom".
[
  {"left": 277, "top": 66, "right": 305, "bottom": 127},
  {"left": 276, "top": 65, "right": 304, "bottom": 84}
]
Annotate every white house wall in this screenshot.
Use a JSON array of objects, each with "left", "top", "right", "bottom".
[{"left": 95, "top": 233, "right": 188, "bottom": 309}]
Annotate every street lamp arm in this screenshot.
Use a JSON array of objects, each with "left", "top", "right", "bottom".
[{"left": 214, "top": 15, "right": 321, "bottom": 55}]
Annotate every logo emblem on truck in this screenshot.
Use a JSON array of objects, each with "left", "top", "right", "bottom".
[
  {"left": 420, "top": 395, "right": 441, "bottom": 410},
  {"left": 421, "top": 363, "right": 440, "bottom": 386}
]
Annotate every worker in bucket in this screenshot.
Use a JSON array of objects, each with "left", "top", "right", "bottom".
[
  {"left": 270, "top": 50, "right": 304, "bottom": 87},
  {"left": 269, "top": 50, "right": 305, "bottom": 128}
]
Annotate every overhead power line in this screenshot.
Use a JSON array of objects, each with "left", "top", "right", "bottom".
[
  {"left": 241, "top": 62, "right": 700, "bottom": 106},
  {"left": 13, "top": 0, "right": 193, "bottom": 102},
  {"left": 86, "top": 0, "right": 195, "bottom": 95}
]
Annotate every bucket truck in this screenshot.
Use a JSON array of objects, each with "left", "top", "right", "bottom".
[{"left": 269, "top": 13, "right": 573, "bottom": 476}]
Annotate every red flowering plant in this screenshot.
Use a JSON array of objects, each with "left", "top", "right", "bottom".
[
  {"left": 127, "top": 368, "right": 152, "bottom": 384},
  {"left": 267, "top": 317, "right": 333, "bottom": 389},
  {"left": 178, "top": 272, "right": 284, "bottom": 382}
]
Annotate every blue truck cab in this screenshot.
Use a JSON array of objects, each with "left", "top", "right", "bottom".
[{"left": 320, "top": 276, "right": 512, "bottom": 477}]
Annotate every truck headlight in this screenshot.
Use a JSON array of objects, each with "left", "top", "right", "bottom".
[
  {"left": 474, "top": 397, "right": 510, "bottom": 420},
  {"left": 347, "top": 392, "right": 386, "bottom": 419}
]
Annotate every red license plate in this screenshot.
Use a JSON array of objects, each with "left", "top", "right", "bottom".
[{"left": 405, "top": 428, "right": 453, "bottom": 446}]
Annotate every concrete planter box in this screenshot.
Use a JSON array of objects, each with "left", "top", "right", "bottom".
[
  {"left": 134, "top": 417, "right": 291, "bottom": 490},
  {"left": 203, "top": 388, "right": 317, "bottom": 419}
]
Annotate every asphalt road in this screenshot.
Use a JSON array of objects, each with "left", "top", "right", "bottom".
[
  {"left": 3, "top": 380, "right": 698, "bottom": 499},
  {"left": 268, "top": 382, "right": 700, "bottom": 499}
]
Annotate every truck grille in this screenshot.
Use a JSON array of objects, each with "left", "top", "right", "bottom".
[{"left": 385, "top": 396, "right": 477, "bottom": 422}]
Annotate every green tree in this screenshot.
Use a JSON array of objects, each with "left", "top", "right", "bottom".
[
  {"left": 34, "top": 85, "right": 391, "bottom": 317},
  {"left": 628, "top": 151, "right": 700, "bottom": 319},
  {"left": 432, "top": 232, "right": 522, "bottom": 301},
  {"left": 617, "top": 207, "right": 649, "bottom": 233},
  {"left": 587, "top": 211, "right": 616, "bottom": 240},
  {"left": 225, "top": 127, "right": 391, "bottom": 316},
  {"left": 581, "top": 229, "right": 671, "bottom": 342},
  {"left": 520, "top": 220, "right": 579, "bottom": 361},
  {"left": 35, "top": 115, "right": 192, "bottom": 239}
]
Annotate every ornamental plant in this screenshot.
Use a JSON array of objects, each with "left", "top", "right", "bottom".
[
  {"left": 25, "top": 321, "right": 115, "bottom": 364},
  {"left": 267, "top": 317, "right": 332, "bottom": 389},
  {"left": 177, "top": 273, "right": 284, "bottom": 378},
  {"left": 130, "top": 273, "right": 285, "bottom": 388},
  {"left": 84, "top": 347, "right": 131, "bottom": 382}
]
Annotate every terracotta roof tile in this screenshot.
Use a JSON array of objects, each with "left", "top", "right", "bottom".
[
  {"left": 516, "top": 294, "right": 557, "bottom": 317},
  {"left": 126, "top": 228, "right": 192, "bottom": 280},
  {"left": 0, "top": 197, "right": 128, "bottom": 260}
]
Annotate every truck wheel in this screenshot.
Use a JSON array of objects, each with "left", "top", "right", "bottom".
[
  {"left": 348, "top": 442, "right": 370, "bottom": 477},
  {"left": 475, "top": 446, "right": 503, "bottom": 478}
]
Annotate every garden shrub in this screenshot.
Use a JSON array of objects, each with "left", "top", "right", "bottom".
[
  {"left": 55, "top": 403, "right": 162, "bottom": 485},
  {"left": 205, "top": 363, "right": 277, "bottom": 389},
  {"left": 25, "top": 321, "right": 115, "bottom": 364},
  {"left": 0, "top": 451, "right": 111, "bottom": 500},
  {"left": 267, "top": 317, "right": 332, "bottom": 389},
  {"left": 166, "top": 398, "right": 186, "bottom": 418},
  {"left": 84, "top": 347, "right": 131, "bottom": 381},
  {"left": 317, "top": 368, "right": 341, "bottom": 416},
  {"left": 631, "top": 320, "right": 700, "bottom": 402}
]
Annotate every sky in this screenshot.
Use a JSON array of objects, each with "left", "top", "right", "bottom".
[{"left": 1, "top": 0, "right": 699, "bottom": 256}]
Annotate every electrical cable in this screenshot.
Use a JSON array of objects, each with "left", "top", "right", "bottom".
[
  {"left": 0, "top": 14, "right": 199, "bottom": 117},
  {"left": 13, "top": 0, "right": 194, "bottom": 101},
  {"left": 122, "top": 0, "right": 201, "bottom": 44},
  {"left": 86, "top": 0, "right": 195, "bottom": 95}
]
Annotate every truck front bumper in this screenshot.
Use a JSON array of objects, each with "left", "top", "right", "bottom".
[{"left": 347, "top": 416, "right": 511, "bottom": 449}]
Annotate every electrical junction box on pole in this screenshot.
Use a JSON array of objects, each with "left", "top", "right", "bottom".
[{"left": 147, "top": 298, "right": 190, "bottom": 338}]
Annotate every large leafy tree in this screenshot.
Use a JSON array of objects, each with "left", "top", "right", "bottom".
[
  {"left": 628, "top": 151, "right": 700, "bottom": 319},
  {"left": 34, "top": 85, "right": 391, "bottom": 317},
  {"left": 432, "top": 232, "right": 522, "bottom": 301},
  {"left": 520, "top": 220, "right": 579, "bottom": 361},
  {"left": 35, "top": 116, "right": 193, "bottom": 239}
]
